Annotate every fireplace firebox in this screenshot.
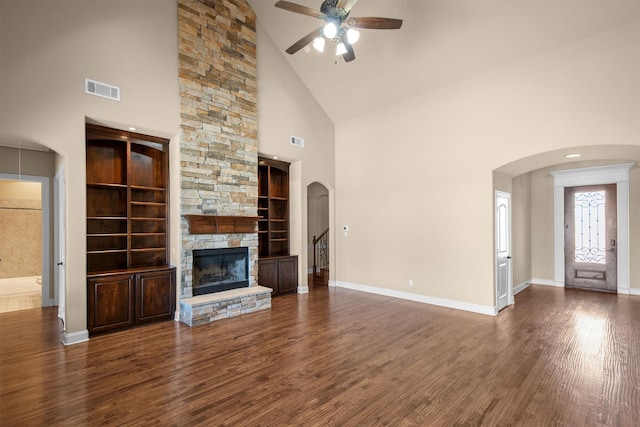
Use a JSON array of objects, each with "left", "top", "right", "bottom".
[{"left": 192, "top": 247, "right": 249, "bottom": 296}]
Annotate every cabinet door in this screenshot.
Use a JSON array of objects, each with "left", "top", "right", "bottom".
[
  {"left": 88, "top": 274, "right": 134, "bottom": 333},
  {"left": 278, "top": 256, "right": 298, "bottom": 294},
  {"left": 136, "top": 268, "right": 176, "bottom": 323},
  {"left": 258, "top": 259, "right": 279, "bottom": 295}
]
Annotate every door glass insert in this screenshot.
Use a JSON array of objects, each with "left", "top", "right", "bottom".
[
  {"left": 498, "top": 204, "right": 507, "bottom": 253},
  {"left": 574, "top": 191, "right": 606, "bottom": 264}
]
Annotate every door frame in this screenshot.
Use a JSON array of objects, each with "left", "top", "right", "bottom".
[
  {"left": 0, "top": 173, "right": 52, "bottom": 306},
  {"left": 495, "top": 191, "right": 512, "bottom": 311},
  {"left": 550, "top": 163, "right": 634, "bottom": 294},
  {"left": 54, "top": 166, "right": 66, "bottom": 324}
]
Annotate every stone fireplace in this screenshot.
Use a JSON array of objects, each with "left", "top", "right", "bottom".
[{"left": 177, "top": 0, "right": 271, "bottom": 326}]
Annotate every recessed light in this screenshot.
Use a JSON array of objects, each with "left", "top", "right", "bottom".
[
  {"left": 273, "top": 156, "right": 278, "bottom": 160},
  {"left": 565, "top": 153, "right": 581, "bottom": 158},
  {"left": 128, "top": 127, "right": 137, "bottom": 131}
]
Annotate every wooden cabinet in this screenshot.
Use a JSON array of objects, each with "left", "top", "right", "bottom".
[
  {"left": 86, "top": 124, "right": 169, "bottom": 272},
  {"left": 87, "top": 267, "right": 176, "bottom": 333},
  {"left": 257, "top": 157, "right": 298, "bottom": 294},
  {"left": 136, "top": 268, "right": 177, "bottom": 323},
  {"left": 87, "top": 273, "right": 134, "bottom": 333},
  {"left": 258, "top": 255, "right": 298, "bottom": 296},
  {"left": 258, "top": 158, "right": 290, "bottom": 257},
  {"left": 86, "top": 124, "right": 175, "bottom": 334}
]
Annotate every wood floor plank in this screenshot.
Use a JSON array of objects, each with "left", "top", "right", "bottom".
[{"left": 1, "top": 285, "right": 639, "bottom": 426}]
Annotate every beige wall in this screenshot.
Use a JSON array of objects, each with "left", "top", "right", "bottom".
[
  {"left": 255, "top": 23, "right": 336, "bottom": 287},
  {"left": 511, "top": 173, "right": 532, "bottom": 288},
  {"left": 529, "top": 168, "right": 555, "bottom": 283},
  {"left": 335, "top": 22, "right": 639, "bottom": 307},
  {"left": 0, "top": 0, "right": 179, "bottom": 335}
]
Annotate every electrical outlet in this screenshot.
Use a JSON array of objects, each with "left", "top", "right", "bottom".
[{"left": 409, "top": 279, "right": 414, "bottom": 287}]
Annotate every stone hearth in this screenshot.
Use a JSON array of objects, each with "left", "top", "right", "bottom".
[{"left": 179, "top": 286, "right": 271, "bottom": 326}]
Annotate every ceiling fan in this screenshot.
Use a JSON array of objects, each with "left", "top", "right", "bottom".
[{"left": 275, "top": 0, "right": 403, "bottom": 62}]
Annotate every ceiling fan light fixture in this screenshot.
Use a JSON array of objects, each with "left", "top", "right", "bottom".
[
  {"left": 312, "top": 36, "right": 325, "bottom": 52},
  {"left": 346, "top": 28, "right": 360, "bottom": 44},
  {"left": 323, "top": 22, "right": 338, "bottom": 39},
  {"left": 275, "top": 1, "right": 403, "bottom": 62}
]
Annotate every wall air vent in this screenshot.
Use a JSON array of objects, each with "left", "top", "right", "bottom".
[
  {"left": 290, "top": 136, "right": 304, "bottom": 147},
  {"left": 85, "top": 78, "right": 120, "bottom": 101}
]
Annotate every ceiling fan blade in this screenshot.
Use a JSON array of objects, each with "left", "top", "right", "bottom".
[
  {"left": 275, "top": 1, "right": 325, "bottom": 20},
  {"left": 337, "top": 0, "right": 358, "bottom": 13},
  {"left": 347, "top": 17, "right": 403, "bottom": 30},
  {"left": 340, "top": 32, "right": 356, "bottom": 62},
  {"left": 285, "top": 27, "right": 323, "bottom": 55}
]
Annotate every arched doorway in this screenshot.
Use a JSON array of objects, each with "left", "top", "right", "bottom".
[
  {"left": 493, "top": 144, "right": 639, "bottom": 309},
  {"left": 0, "top": 143, "right": 61, "bottom": 314},
  {"left": 307, "top": 182, "right": 329, "bottom": 289}
]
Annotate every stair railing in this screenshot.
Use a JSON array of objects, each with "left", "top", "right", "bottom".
[{"left": 312, "top": 228, "right": 329, "bottom": 278}]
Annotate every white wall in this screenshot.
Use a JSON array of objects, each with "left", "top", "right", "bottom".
[
  {"left": 335, "top": 22, "right": 639, "bottom": 308},
  {"left": 0, "top": 0, "right": 179, "bottom": 337}
]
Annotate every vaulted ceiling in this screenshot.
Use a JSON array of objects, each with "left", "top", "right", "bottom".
[{"left": 247, "top": 0, "right": 639, "bottom": 124}]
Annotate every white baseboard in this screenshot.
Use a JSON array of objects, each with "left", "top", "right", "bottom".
[
  {"left": 513, "top": 281, "right": 531, "bottom": 295},
  {"left": 297, "top": 286, "right": 309, "bottom": 294},
  {"left": 618, "top": 287, "right": 640, "bottom": 296},
  {"left": 333, "top": 281, "right": 497, "bottom": 316},
  {"left": 531, "top": 278, "right": 563, "bottom": 287},
  {"left": 62, "top": 330, "right": 89, "bottom": 346}
]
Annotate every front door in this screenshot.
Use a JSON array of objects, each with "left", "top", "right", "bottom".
[{"left": 564, "top": 184, "right": 617, "bottom": 292}]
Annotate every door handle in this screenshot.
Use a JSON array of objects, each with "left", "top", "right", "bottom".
[
  {"left": 507, "top": 256, "right": 512, "bottom": 259},
  {"left": 57, "top": 261, "right": 64, "bottom": 266}
]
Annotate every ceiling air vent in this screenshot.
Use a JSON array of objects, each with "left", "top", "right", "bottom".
[
  {"left": 85, "top": 78, "right": 120, "bottom": 101},
  {"left": 290, "top": 136, "right": 304, "bottom": 147}
]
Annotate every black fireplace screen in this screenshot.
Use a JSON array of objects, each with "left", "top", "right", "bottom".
[{"left": 192, "top": 247, "right": 249, "bottom": 295}]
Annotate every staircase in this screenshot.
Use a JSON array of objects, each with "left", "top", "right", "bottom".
[{"left": 312, "top": 228, "right": 329, "bottom": 285}]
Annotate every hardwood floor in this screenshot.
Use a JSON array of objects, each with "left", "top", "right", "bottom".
[{"left": 1, "top": 285, "right": 639, "bottom": 426}]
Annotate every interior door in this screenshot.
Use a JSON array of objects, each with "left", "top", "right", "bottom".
[
  {"left": 564, "top": 184, "right": 617, "bottom": 292},
  {"left": 55, "top": 167, "right": 66, "bottom": 324},
  {"left": 495, "top": 191, "right": 511, "bottom": 311}
]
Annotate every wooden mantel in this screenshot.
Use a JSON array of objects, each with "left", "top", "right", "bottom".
[{"left": 184, "top": 215, "right": 259, "bottom": 234}]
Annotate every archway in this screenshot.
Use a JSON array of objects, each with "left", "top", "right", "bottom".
[
  {"left": 307, "top": 182, "right": 330, "bottom": 289},
  {"left": 493, "top": 144, "right": 640, "bottom": 307},
  {"left": 0, "top": 142, "right": 67, "bottom": 324}
]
